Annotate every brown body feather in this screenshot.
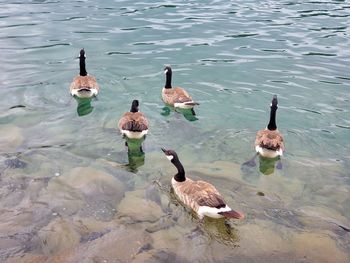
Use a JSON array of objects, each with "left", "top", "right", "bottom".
[
  {"left": 255, "top": 129, "right": 284, "bottom": 151},
  {"left": 118, "top": 112, "right": 149, "bottom": 132},
  {"left": 70, "top": 75, "right": 99, "bottom": 96},
  {"left": 162, "top": 87, "right": 194, "bottom": 106},
  {"left": 172, "top": 178, "right": 226, "bottom": 214}
]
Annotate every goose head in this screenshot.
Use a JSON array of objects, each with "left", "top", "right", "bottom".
[
  {"left": 270, "top": 95, "right": 278, "bottom": 110},
  {"left": 79, "top": 49, "right": 86, "bottom": 59},
  {"left": 161, "top": 148, "right": 178, "bottom": 162},
  {"left": 164, "top": 66, "right": 172, "bottom": 75},
  {"left": 130, "top": 99, "right": 139, "bottom": 113}
]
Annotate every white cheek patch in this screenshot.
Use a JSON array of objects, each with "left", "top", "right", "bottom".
[
  {"left": 164, "top": 69, "right": 168, "bottom": 74},
  {"left": 166, "top": 155, "right": 174, "bottom": 161}
]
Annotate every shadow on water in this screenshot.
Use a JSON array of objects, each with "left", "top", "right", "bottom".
[
  {"left": 74, "top": 97, "right": 94, "bottom": 116},
  {"left": 161, "top": 105, "right": 198, "bottom": 122},
  {"left": 124, "top": 137, "right": 145, "bottom": 172}
]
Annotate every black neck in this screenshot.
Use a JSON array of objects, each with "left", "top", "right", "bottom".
[
  {"left": 130, "top": 105, "right": 138, "bottom": 113},
  {"left": 267, "top": 107, "right": 277, "bottom": 130},
  {"left": 165, "top": 73, "right": 172, "bottom": 89},
  {"left": 172, "top": 158, "right": 185, "bottom": 182},
  {"left": 79, "top": 57, "right": 87, "bottom": 76}
]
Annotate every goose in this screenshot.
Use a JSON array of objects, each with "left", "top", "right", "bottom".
[
  {"left": 162, "top": 66, "right": 199, "bottom": 111},
  {"left": 161, "top": 148, "right": 244, "bottom": 220},
  {"left": 244, "top": 95, "right": 284, "bottom": 168},
  {"left": 69, "top": 49, "right": 99, "bottom": 98},
  {"left": 118, "top": 100, "right": 149, "bottom": 139},
  {"left": 255, "top": 95, "right": 284, "bottom": 158}
]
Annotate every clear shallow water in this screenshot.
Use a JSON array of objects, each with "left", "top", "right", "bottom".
[{"left": 0, "top": 0, "right": 350, "bottom": 262}]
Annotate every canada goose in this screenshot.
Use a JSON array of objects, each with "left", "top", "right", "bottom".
[
  {"left": 69, "top": 49, "right": 99, "bottom": 98},
  {"left": 243, "top": 95, "right": 284, "bottom": 168},
  {"left": 255, "top": 95, "right": 284, "bottom": 158},
  {"left": 162, "top": 66, "right": 199, "bottom": 111},
  {"left": 162, "top": 148, "right": 244, "bottom": 220},
  {"left": 118, "top": 100, "right": 149, "bottom": 139}
]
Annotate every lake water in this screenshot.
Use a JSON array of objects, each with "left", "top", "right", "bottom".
[{"left": 1, "top": 0, "right": 350, "bottom": 262}]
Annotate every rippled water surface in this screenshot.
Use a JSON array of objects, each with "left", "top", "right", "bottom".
[{"left": 1, "top": 0, "right": 350, "bottom": 262}]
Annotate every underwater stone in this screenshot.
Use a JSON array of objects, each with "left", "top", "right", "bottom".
[
  {"left": 5, "top": 158, "right": 27, "bottom": 169},
  {"left": 0, "top": 125, "right": 23, "bottom": 153},
  {"left": 38, "top": 218, "right": 80, "bottom": 255},
  {"left": 117, "top": 189, "right": 164, "bottom": 223},
  {"left": 49, "top": 226, "right": 151, "bottom": 262}
]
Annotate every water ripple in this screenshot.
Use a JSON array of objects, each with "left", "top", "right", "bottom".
[
  {"left": 0, "top": 23, "right": 38, "bottom": 28},
  {"left": 106, "top": 51, "right": 132, "bottom": 55},
  {"left": 224, "top": 33, "right": 259, "bottom": 38},
  {"left": 53, "top": 16, "right": 86, "bottom": 22},
  {"left": 303, "top": 52, "right": 337, "bottom": 56},
  {"left": 335, "top": 124, "right": 350, "bottom": 129},
  {"left": 132, "top": 42, "right": 155, "bottom": 46},
  {"left": 297, "top": 108, "right": 322, "bottom": 115},
  {"left": 22, "top": 43, "right": 71, "bottom": 50},
  {"left": 310, "top": 26, "right": 347, "bottom": 31},
  {"left": 73, "top": 31, "right": 108, "bottom": 34}
]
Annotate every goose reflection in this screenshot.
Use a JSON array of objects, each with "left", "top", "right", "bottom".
[
  {"left": 161, "top": 105, "right": 198, "bottom": 122},
  {"left": 178, "top": 210, "right": 239, "bottom": 246},
  {"left": 124, "top": 137, "right": 145, "bottom": 172},
  {"left": 242, "top": 155, "right": 281, "bottom": 176},
  {"left": 258, "top": 156, "right": 281, "bottom": 175},
  {"left": 74, "top": 96, "right": 94, "bottom": 116},
  {"left": 202, "top": 217, "right": 239, "bottom": 246}
]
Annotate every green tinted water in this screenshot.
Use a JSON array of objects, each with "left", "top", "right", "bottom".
[{"left": 0, "top": 0, "right": 349, "bottom": 262}]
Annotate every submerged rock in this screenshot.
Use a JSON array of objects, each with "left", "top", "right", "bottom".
[
  {"left": 297, "top": 205, "right": 350, "bottom": 233},
  {"left": 133, "top": 249, "right": 185, "bottom": 263},
  {"left": 237, "top": 222, "right": 289, "bottom": 255},
  {"left": 80, "top": 230, "right": 109, "bottom": 243},
  {"left": 291, "top": 232, "right": 349, "bottom": 263},
  {"left": 59, "top": 167, "right": 125, "bottom": 197},
  {"left": 0, "top": 201, "right": 53, "bottom": 261},
  {"left": 5, "top": 254, "right": 48, "bottom": 263},
  {"left": 38, "top": 218, "right": 80, "bottom": 256},
  {"left": 49, "top": 225, "right": 151, "bottom": 262},
  {"left": 38, "top": 167, "right": 125, "bottom": 217},
  {"left": 4, "top": 158, "right": 27, "bottom": 169},
  {"left": 117, "top": 189, "right": 164, "bottom": 223},
  {"left": 0, "top": 125, "right": 23, "bottom": 153},
  {"left": 144, "top": 183, "right": 162, "bottom": 207}
]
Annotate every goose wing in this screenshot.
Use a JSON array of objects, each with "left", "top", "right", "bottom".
[
  {"left": 195, "top": 181, "right": 226, "bottom": 208},
  {"left": 172, "top": 87, "right": 192, "bottom": 103},
  {"left": 70, "top": 75, "right": 99, "bottom": 91},
  {"left": 163, "top": 87, "right": 192, "bottom": 105},
  {"left": 178, "top": 180, "right": 226, "bottom": 209},
  {"left": 255, "top": 129, "right": 284, "bottom": 151},
  {"left": 118, "top": 112, "right": 148, "bottom": 132}
]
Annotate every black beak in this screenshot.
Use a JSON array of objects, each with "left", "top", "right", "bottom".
[
  {"left": 161, "top": 148, "right": 166, "bottom": 153},
  {"left": 272, "top": 95, "right": 278, "bottom": 106}
]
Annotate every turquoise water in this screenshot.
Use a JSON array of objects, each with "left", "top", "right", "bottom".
[{"left": 1, "top": 0, "right": 350, "bottom": 262}]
